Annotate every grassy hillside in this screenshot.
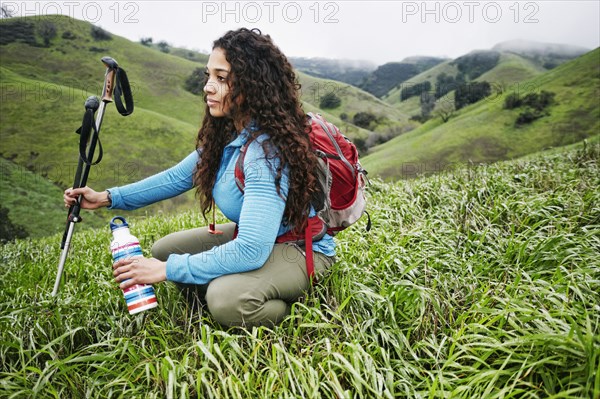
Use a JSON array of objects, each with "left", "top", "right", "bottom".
[
  {"left": 0, "top": 157, "right": 109, "bottom": 239},
  {"left": 1, "top": 15, "right": 400, "bottom": 238},
  {"left": 381, "top": 58, "right": 459, "bottom": 117},
  {"left": 476, "top": 51, "right": 546, "bottom": 85},
  {"left": 382, "top": 51, "right": 546, "bottom": 117},
  {"left": 363, "top": 48, "right": 600, "bottom": 179},
  {"left": 358, "top": 57, "right": 446, "bottom": 98},
  {"left": 492, "top": 39, "right": 590, "bottom": 69},
  {"left": 0, "top": 15, "right": 205, "bottom": 234},
  {"left": 1, "top": 142, "right": 598, "bottom": 398}
]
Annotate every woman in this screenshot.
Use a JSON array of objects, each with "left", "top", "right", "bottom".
[{"left": 63, "top": 28, "right": 336, "bottom": 328}]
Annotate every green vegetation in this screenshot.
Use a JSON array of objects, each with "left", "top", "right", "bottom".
[
  {"left": 452, "top": 50, "right": 500, "bottom": 80},
  {"left": 492, "top": 40, "right": 589, "bottom": 71},
  {"left": 382, "top": 51, "right": 552, "bottom": 116},
  {"left": 37, "top": 20, "right": 57, "bottom": 47},
  {"left": 508, "top": 90, "right": 557, "bottom": 127},
  {"left": 413, "top": 92, "right": 436, "bottom": 123},
  {"left": 476, "top": 52, "right": 546, "bottom": 88},
  {"left": 0, "top": 13, "right": 204, "bottom": 237},
  {"left": 400, "top": 81, "right": 431, "bottom": 101},
  {"left": 505, "top": 90, "right": 556, "bottom": 111},
  {"left": 0, "top": 157, "right": 108, "bottom": 239},
  {"left": 157, "top": 41, "right": 170, "bottom": 54},
  {"left": 184, "top": 67, "right": 205, "bottom": 95},
  {"left": 435, "top": 72, "right": 464, "bottom": 100},
  {"left": 319, "top": 92, "right": 341, "bottom": 109},
  {"left": 359, "top": 57, "right": 445, "bottom": 98},
  {"left": 383, "top": 60, "right": 459, "bottom": 108},
  {"left": 0, "top": 205, "right": 28, "bottom": 242},
  {"left": 352, "top": 112, "right": 377, "bottom": 129},
  {"left": 90, "top": 25, "right": 111, "bottom": 42},
  {"left": 0, "top": 19, "right": 37, "bottom": 46},
  {"left": 363, "top": 48, "right": 600, "bottom": 180},
  {"left": 454, "top": 81, "right": 492, "bottom": 110},
  {"left": 360, "top": 62, "right": 421, "bottom": 98},
  {"left": 1, "top": 143, "right": 598, "bottom": 397}
]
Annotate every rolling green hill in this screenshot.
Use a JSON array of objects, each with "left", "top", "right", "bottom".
[
  {"left": 0, "top": 15, "right": 206, "bottom": 234},
  {"left": 358, "top": 57, "right": 446, "bottom": 98},
  {"left": 492, "top": 39, "right": 590, "bottom": 69},
  {"left": 381, "top": 59, "right": 460, "bottom": 116},
  {"left": 0, "top": 15, "right": 406, "bottom": 238},
  {"left": 362, "top": 48, "right": 600, "bottom": 179},
  {"left": 382, "top": 51, "right": 547, "bottom": 114},
  {"left": 381, "top": 42, "right": 587, "bottom": 124},
  {"left": 0, "top": 157, "right": 109, "bottom": 239}
]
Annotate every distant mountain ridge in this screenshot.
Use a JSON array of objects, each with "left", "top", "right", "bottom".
[
  {"left": 492, "top": 39, "right": 590, "bottom": 70},
  {"left": 357, "top": 57, "right": 448, "bottom": 98},
  {"left": 291, "top": 40, "right": 589, "bottom": 100},
  {"left": 289, "top": 56, "right": 376, "bottom": 87},
  {"left": 492, "top": 39, "right": 589, "bottom": 58}
]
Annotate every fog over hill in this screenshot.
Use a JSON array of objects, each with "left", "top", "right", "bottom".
[
  {"left": 492, "top": 39, "right": 590, "bottom": 58},
  {"left": 290, "top": 57, "right": 377, "bottom": 71},
  {"left": 289, "top": 56, "right": 377, "bottom": 86}
]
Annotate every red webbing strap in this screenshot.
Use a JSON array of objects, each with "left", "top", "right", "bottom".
[
  {"left": 305, "top": 218, "right": 316, "bottom": 283},
  {"left": 230, "top": 220, "right": 317, "bottom": 283},
  {"left": 208, "top": 200, "right": 223, "bottom": 235}
]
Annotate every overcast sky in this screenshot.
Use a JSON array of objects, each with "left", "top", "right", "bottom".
[{"left": 5, "top": 1, "right": 600, "bottom": 65}]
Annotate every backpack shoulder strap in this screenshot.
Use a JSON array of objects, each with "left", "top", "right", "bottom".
[{"left": 234, "top": 141, "right": 251, "bottom": 193}]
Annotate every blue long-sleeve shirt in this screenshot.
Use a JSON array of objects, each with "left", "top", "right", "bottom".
[{"left": 107, "top": 127, "right": 335, "bottom": 285}]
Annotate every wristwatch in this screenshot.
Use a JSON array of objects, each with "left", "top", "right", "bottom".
[{"left": 106, "top": 190, "right": 112, "bottom": 206}]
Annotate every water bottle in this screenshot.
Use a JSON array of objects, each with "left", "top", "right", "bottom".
[{"left": 110, "top": 216, "right": 158, "bottom": 314}]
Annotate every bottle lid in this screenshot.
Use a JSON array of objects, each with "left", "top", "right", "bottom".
[{"left": 110, "top": 216, "right": 129, "bottom": 231}]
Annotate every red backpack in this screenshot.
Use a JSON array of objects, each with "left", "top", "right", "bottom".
[{"left": 234, "top": 112, "right": 370, "bottom": 280}]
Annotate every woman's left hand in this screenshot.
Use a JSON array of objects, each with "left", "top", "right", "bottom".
[{"left": 113, "top": 257, "right": 167, "bottom": 289}]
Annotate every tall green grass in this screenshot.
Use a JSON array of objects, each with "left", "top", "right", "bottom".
[{"left": 1, "top": 143, "right": 598, "bottom": 398}]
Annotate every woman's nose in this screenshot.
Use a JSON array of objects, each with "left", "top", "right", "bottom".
[{"left": 204, "top": 82, "right": 217, "bottom": 94}]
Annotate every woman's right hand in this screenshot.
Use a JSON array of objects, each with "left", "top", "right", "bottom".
[{"left": 63, "top": 186, "right": 110, "bottom": 210}]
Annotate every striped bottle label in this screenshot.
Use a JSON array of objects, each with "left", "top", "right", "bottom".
[
  {"left": 112, "top": 242, "right": 143, "bottom": 261},
  {"left": 112, "top": 241, "right": 158, "bottom": 315}
]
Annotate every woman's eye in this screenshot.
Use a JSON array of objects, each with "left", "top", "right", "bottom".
[{"left": 217, "top": 76, "right": 227, "bottom": 82}]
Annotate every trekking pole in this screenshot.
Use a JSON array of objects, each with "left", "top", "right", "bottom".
[{"left": 51, "top": 57, "right": 133, "bottom": 296}]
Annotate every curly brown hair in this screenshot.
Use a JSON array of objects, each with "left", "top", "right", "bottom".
[{"left": 194, "top": 28, "right": 319, "bottom": 233}]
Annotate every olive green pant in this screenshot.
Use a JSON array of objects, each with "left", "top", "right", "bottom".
[{"left": 151, "top": 223, "right": 334, "bottom": 328}]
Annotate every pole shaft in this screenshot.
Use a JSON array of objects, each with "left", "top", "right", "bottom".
[{"left": 52, "top": 221, "right": 76, "bottom": 296}]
